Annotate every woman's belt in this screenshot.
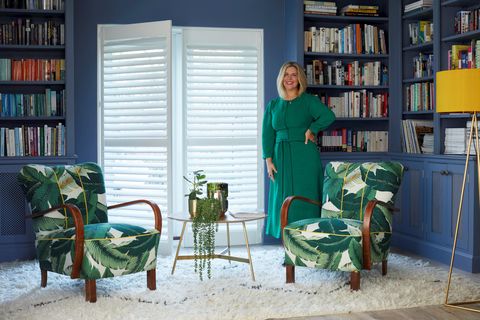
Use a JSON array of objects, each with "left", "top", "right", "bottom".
[{"left": 276, "top": 128, "right": 306, "bottom": 142}]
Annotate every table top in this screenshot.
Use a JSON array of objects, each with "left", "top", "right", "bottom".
[{"left": 168, "top": 211, "right": 265, "bottom": 223}]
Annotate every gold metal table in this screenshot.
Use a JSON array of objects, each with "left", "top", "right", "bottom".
[{"left": 168, "top": 212, "right": 265, "bottom": 281}]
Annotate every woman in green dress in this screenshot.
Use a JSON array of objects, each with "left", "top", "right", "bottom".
[{"left": 262, "top": 61, "right": 335, "bottom": 238}]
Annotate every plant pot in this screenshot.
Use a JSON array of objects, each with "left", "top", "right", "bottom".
[
  {"left": 207, "top": 182, "right": 228, "bottom": 217},
  {"left": 188, "top": 199, "right": 199, "bottom": 218}
]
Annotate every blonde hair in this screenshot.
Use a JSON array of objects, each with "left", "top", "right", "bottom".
[{"left": 276, "top": 61, "right": 307, "bottom": 99}]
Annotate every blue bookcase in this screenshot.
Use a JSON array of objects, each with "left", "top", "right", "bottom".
[{"left": 0, "top": 0, "right": 76, "bottom": 262}]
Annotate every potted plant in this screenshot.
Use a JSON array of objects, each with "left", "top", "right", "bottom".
[
  {"left": 192, "top": 197, "right": 221, "bottom": 280},
  {"left": 183, "top": 170, "right": 207, "bottom": 217}
]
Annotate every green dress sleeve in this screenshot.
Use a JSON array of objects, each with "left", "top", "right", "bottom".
[
  {"left": 262, "top": 100, "right": 275, "bottom": 159},
  {"left": 307, "top": 94, "right": 336, "bottom": 135}
]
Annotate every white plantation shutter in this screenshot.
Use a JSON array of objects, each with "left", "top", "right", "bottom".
[
  {"left": 182, "top": 28, "right": 264, "bottom": 217},
  {"left": 98, "top": 21, "right": 172, "bottom": 251}
]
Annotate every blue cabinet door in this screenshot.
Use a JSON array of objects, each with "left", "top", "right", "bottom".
[
  {"left": 392, "top": 158, "right": 425, "bottom": 238},
  {"left": 425, "top": 162, "right": 471, "bottom": 255}
]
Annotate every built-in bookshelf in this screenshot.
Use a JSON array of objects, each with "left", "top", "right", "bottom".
[
  {"left": 302, "top": 0, "right": 390, "bottom": 153},
  {"left": 401, "top": 0, "right": 435, "bottom": 154},
  {"left": 440, "top": 0, "right": 480, "bottom": 154},
  {"left": 0, "top": 0, "right": 72, "bottom": 158}
]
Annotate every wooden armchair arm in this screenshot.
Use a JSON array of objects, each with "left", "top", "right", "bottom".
[
  {"left": 362, "top": 200, "right": 394, "bottom": 270},
  {"left": 108, "top": 199, "right": 162, "bottom": 233},
  {"left": 280, "top": 196, "right": 322, "bottom": 240},
  {"left": 27, "top": 204, "right": 84, "bottom": 279}
]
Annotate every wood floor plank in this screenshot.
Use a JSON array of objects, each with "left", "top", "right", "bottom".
[{"left": 269, "top": 304, "right": 480, "bottom": 320}]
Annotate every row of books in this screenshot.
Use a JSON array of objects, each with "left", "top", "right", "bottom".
[
  {"left": 0, "top": 89, "right": 65, "bottom": 117},
  {"left": 304, "top": 2, "right": 380, "bottom": 17},
  {"left": 303, "top": 1, "right": 336, "bottom": 16},
  {"left": 0, "top": 123, "right": 65, "bottom": 157},
  {"left": 304, "top": 24, "right": 387, "bottom": 54},
  {"left": 454, "top": 9, "right": 480, "bottom": 35},
  {"left": 448, "top": 41, "right": 480, "bottom": 70},
  {"left": 319, "top": 91, "right": 388, "bottom": 118},
  {"left": 402, "top": 119, "right": 434, "bottom": 154},
  {"left": 404, "top": 0, "right": 432, "bottom": 14},
  {"left": 306, "top": 60, "right": 388, "bottom": 86},
  {"left": 412, "top": 53, "right": 434, "bottom": 78},
  {"left": 405, "top": 82, "right": 434, "bottom": 112},
  {"left": 444, "top": 121, "right": 478, "bottom": 155},
  {"left": 317, "top": 129, "right": 388, "bottom": 152},
  {"left": 0, "top": 0, "right": 63, "bottom": 10},
  {"left": 0, "top": 19, "right": 65, "bottom": 46},
  {"left": 339, "top": 4, "right": 379, "bottom": 17},
  {"left": 0, "top": 58, "right": 65, "bottom": 81},
  {"left": 408, "top": 21, "right": 433, "bottom": 46}
]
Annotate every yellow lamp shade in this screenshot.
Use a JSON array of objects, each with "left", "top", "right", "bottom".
[{"left": 436, "top": 69, "right": 480, "bottom": 113}]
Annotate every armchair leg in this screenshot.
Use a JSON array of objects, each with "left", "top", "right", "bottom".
[
  {"left": 85, "top": 279, "right": 97, "bottom": 303},
  {"left": 41, "top": 269, "right": 47, "bottom": 288},
  {"left": 382, "top": 260, "right": 388, "bottom": 276},
  {"left": 350, "top": 271, "right": 360, "bottom": 291},
  {"left": 147, "top": 269, "right": 156, "bottom": 290},
  {"left": 286, "top": 265, "right": 295, "bottom": 283}
]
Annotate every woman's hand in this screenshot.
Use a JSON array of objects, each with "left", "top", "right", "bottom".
[
  {"left": 266, "top": 158, "right": 277, "bottom": 182},
  {"left": 305, "top": 129, "right": 316, "bottom": 144}
]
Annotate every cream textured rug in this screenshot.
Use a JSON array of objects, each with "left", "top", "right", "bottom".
[{"left": 1, "top": 245, "right": 479, "bottom": 320}]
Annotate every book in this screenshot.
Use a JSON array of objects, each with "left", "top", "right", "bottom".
[{"left": 229, "top": 211, "right": 265, "bottom": 219}]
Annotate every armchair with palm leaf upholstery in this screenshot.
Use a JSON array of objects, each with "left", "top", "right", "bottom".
[
  {"left": 281, "top": 161, "right": 403, "bottom": 290},
  {"left": 17, "top": 162, "right": 162, "bottom": 302}
]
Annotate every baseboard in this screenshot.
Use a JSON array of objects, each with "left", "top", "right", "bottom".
[{"left": 392, "top": 233, "right": 480, "bottom": 273}]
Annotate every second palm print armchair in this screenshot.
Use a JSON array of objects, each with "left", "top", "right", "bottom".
[
  {"left": 281, "top": 161, "right": 403, "bottom": 290},
  {"left": 18, "top": 162, "right": 162, "bottom": 302}
]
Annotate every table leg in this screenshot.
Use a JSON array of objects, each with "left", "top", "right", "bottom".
[
  {"left": 171, "top": 221, "right": 187, "bottom": 275},
  {"left": 226, "top": 222, "right": 231, "bottom": 263},
  {"left": 242, "top": 221, "right": 255, "bottom": 281}
]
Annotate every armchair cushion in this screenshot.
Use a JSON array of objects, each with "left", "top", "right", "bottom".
[
  {"left": 36, "top": 223, "right": 160, "bottom": 279},
  {"left": 284, "top": 216, "right": 391, "bottom": 272}
]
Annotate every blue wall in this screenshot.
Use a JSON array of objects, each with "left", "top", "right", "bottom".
[{"left": 74, "top": 0, "right": 287, "bottom": 162}]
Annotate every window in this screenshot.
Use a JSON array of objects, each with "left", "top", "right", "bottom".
[{"left": 99, "top": 23, "right": 264, "bottom": 250}]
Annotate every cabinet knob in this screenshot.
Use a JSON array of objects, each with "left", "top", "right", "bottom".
[
  {"left": 404, "top": 166, "right": 409, "bottom": 171},
  {"left": 441, "top": 170, "right": 450, "bottom": 175}
]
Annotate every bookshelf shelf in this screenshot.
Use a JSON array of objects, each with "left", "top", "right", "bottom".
[
  {"left": 304, "top": 52, "right": 389, "bottom": 59},
  {"left": 440, "top": 113, "right": 477, "bottom": 119},
  {"left": 0, "top": 81, "right": 65, "bottom": 85},
  {"left": 335, "top": 117, "right": 389, "bottom": 121},
  {"left": 403, "top": 110, "right": 434, "bottom": 115},
  {"left": 402, "top": 42, "right": 434, "bottom": 51},
  {"left": 441, "top": 29, "right": 480, "bottom": 42},
  {"left": 0, "top": 45, "right": 65, "bottom": 51},
  {"left": 304, "top": 14, "right": 388, "bottom": 23},
  {"left": 402, "top": 7, "right": 434, "bottom": 20},
  {"left": 0, "top": 116, "right": 65, "bottom": 121},
  {"left": 441, "top": 0, "right": 478, "bottom": 7},
  {"left": 0, "top": 8, "right": 64, "bottom": 16},
  {"left": 402, "top": 76, "right": 434, "bottom": 83},
  {"left": 308, "top": 85, "right": 389, "bottom": 90}
]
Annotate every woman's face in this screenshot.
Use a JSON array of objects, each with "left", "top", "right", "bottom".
[{"left": 283, "top": 66, "right": 299, "bottom": 92}]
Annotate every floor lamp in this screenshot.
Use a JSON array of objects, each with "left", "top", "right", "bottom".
[{"left": 436, "top": 68, "right": 480, "bottom": 313}]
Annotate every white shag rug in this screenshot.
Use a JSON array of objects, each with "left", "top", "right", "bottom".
[{"left": 1, "top": 245, "right": 479, "bottom": 320}]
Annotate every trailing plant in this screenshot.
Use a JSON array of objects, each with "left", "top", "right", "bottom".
[
  {"left": 192, "top": 197, "right": 221, "bottom": 280},
  {"left": 183, "top": 170, "right": 207, "bottom": 200}
]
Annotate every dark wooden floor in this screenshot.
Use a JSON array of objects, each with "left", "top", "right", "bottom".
[{"left": 270, "top": 304, "right": 480, "bottom": 320}]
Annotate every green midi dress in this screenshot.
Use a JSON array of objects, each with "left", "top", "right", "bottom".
[{"left": 262, "top": 92, "right": 335, "bottom": 238}]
